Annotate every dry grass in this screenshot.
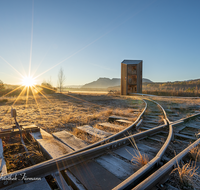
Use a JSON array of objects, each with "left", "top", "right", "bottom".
[
  {"left": 71, "top": 127, "right": 101, "bottom": 144},
  {"left": 127, "top": 137, "right": 149, "bottom": 168},
  {"left": 190, "top": 145, "right": 200, "bottom": 161},
  {"left": 150, "top": 96, "right": 200, "bottom": 120},
  {"left": 94, "top": 123, "right": 125, "bottom": 133},
  {"left": 0, "top": 93, "right": 142, "bottom": 137},
  {"left": 2, "top": 134, "right": 46, "bottom": 172},
  {"left": 171, "top": 160, "right": 200, "bottom": 189}
]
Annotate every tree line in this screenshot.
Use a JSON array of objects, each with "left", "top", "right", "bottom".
[{"left": 143, "top": 79, "right": 200, "bottom": 97}]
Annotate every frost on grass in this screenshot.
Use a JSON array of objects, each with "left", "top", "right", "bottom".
[
  {"left": 0, "top": 93, "right": 142, "bottom": 136},
  {"left": 126, "top": 137, "right": 149, "bottom": 168},
  {"left": 190, "top": 145, "right": 200, "bottom": 162},
  {"left": 170, "top": 160, "right": 200, "bottom": 190}
]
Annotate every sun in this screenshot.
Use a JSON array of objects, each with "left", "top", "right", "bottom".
[{"left": 22, "top": 76, "right": 36, "bottom": 87}]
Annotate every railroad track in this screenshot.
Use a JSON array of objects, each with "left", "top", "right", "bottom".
[
  {"left": 0, "top": 97, "right": 199, "bottom": 190},
  {"left": 133, "top": 113, "right": 200, "bottom": 190}
]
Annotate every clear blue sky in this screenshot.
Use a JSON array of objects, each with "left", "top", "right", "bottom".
[{"left": 0, "top": 0, "right": 200, "bottom": 86}]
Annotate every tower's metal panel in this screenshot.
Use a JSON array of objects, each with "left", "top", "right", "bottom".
[{"left": 121, "top": 60, "right": 142, "bottom": 95}]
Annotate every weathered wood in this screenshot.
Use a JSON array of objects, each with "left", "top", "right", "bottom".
[
  {"left": 142, "top": 124, "right": 157, "bottom": 128},
  {"left": 77, "top": 125, "right": 112, "bottom": 139},
  {"left": 0, "top": 139, "right": 7, "bottom": 175},
  {"left": 143, "top": 120, "right": 159, "bottom": 125},
  {"left": 179, "top": 130, "right": 196, "bottom": 137},
  {"left": 22, "top": 125, "right": 39, "bottom": 130},
  {"left": 165, "top": 184, "right": 179, "bottom": 190},
  {"left": 30, "top": 129, "right": 73, "bottom": 189},
  {"left": 0, "top": 126, "right": 13, "bottom": 132},
  {"left": 96, "top": 154, "right": 136, "bottom": 180},
  {"left": 52, "top": 172, "right": 72, "bottom": 190},
  {"left": 174, "top": 133, "right": 197, "bottom": 141},
  {"left": 52, "top": 130, "right": 88, "bottom": 151},
  {"left": 174, "top": 124, "right": 186, "bottom": 132},
  {"left": 139, "top": 126, "right": 151, "bottom": 130},
  {"left": 0, "top": 124, "right": 40, "bottom": 138},
  {"left": 114, "top": 146, "right": 153, "bottom": 162},
  {"left": 115, "top": 119, "right": 133, "bottom": 124},
  {"left": 98, "top": 122, "right": 123, "bottom": 130},
  {"left": 30, "top": 129, "right": 74, "bottom": 158},
  {"left": 185, "top": 123, "right": 200, "bottom": 130},
  {"left": 165, "top": 109, "right": 174, "bottom": 113},
  {"left": 68, "top": 160, "right": 122, "bottom": 190},
  {"left": 148, "top": 137, "right": 165, "bottom": 143},
  {"left": 136, "top": 143, "right": 158, "bottom": 155},
  {"left": 108, "top": 115, "right": 131, "bottom": 122},
  {"left": 64, "top": 170, "right": 86, "bottom": 190}
]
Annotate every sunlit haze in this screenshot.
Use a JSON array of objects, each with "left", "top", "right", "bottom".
[
  {"left": 0, "top": 0, "right": 200, "bottom": 86},
  {"left": 21, "top": 76, "right": 36, "bottom": 87}
]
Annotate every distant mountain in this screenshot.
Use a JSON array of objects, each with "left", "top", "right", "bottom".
[
  {"left": 81, "top": 77, "right": 152, "bottom": 89},
  {"left": 65, "top": 85, "right": 83, "bottom": 88},
  {"left": 142, "top": 78, "right": 153, "bottom": 83},
  {"left": 81, "top": 78, "right": 120, "bottom": 89}
]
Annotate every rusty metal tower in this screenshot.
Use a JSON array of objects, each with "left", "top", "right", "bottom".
[{"left": 121, "top": 60, "right": 142, "bottom": 95}]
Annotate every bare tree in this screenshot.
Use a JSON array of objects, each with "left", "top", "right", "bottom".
[
  {"left": 0, "top": 80, "right": 5, "bottom": 89},
  {"left": 57, "top": 67, "right": 66, "bottom": 92}
]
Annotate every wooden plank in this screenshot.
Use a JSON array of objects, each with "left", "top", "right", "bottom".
[
  {"left": 77, "top": 125, "right": 112, "bottom": 139},
  {"left": 0, "top": 125, "right": 13, "bottom": 132},
  {"left": 139, "top": 126, "right": 151, "bottom": 130},
  {"left": 52, "top": 130, "right": 88, "bottom": 151},
  {"left": 65, "top": 170, "right": 86, "bottom": 190},
  {"left": 0, "top": 125, "right": 40, "bottom": 138},
  {"left": 0, "top": 139, "right": 7, "bottom": 175},
  {"left": 98, "top": 122, "right": 123, "bottom": 130},
  {"left": 179, "top": 130, "right": 196, "bottom": 137},
  {"left": 52, "top": 172, "right": 72, "bottom": 190},
  {"left": 68, "top": 160, "right": 122, "bottom": 190},
  {"left": 30, "top": 128, "right": 73, "bottom": 158},
  {"left": 22, "top": 125, "right": 39, "bottom": 131},
  {"left": 161, "top": 131, "right": 197, "bottom": 141},
  {"left": 170, "top": 113, "right": 179, "bottom": 116},
  {"left": 165, "top": 109, "right": 174, "bottom": 113},
  {"left": 95, "top": 154, "right": 136, "bottom": 180},
  {"left": 174, "top": 124, "right": 186, "bottom": 132},
  {"left": 114, "top": 146, "right": 153, "bottom": 162},
  {"left": 174, "top": 133, "right": 197, "bottom": 140},
  {"left": 144, "top": 115, "right": 157, "bottom": 118},
  {"left": 142, "top": 124, "right": 157, "bottom": 128},
  {"left": 136, "top": 143, "right": 158, "bottom": 155},
  {"left": 185, "top": 123, "right": 200, "bottom": 130},
  {"left": 115, "top": 119, "right": 133, "bottom": 124},
  {"left": 143, "top": 120, "right": 159, "bottom": 125},
  {"left": 165, "top": 184, "right": 179, "bottom": 190},
  {"left": 9, "top": 178, "right": 51, "bottom": 190},
  {"left": 108, "top": 115, "right": 130, "bottom": 122},
  {"left": 30, "top": 129, "right": 73, "bottom": 190},
  {"left": 148, "top": 137, "right": 165, "bottom": 143}
]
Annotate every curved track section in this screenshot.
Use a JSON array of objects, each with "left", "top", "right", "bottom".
[
  {"left": 113, "top": 98, "right": 172, "bottom": 190},
  {"left": 137, "top": 98, "right": 168, "bottom": 131},
  {"left": 134, "top": 113, "right": 200, "bottom": 190}
]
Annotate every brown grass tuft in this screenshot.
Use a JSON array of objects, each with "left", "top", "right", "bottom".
[
  {"left": 171, "top": 160, "right": 200, "bottom": 189},
  {"left": 190, "top": 145, "right": 200, "bottom": 161},
  {"left": 126, "top": 137, "right": 149, "bottom": 168}
]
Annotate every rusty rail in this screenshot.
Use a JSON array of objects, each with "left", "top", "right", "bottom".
[{"left": 113, "top": 99, "right": 171, "bottom": 190}]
